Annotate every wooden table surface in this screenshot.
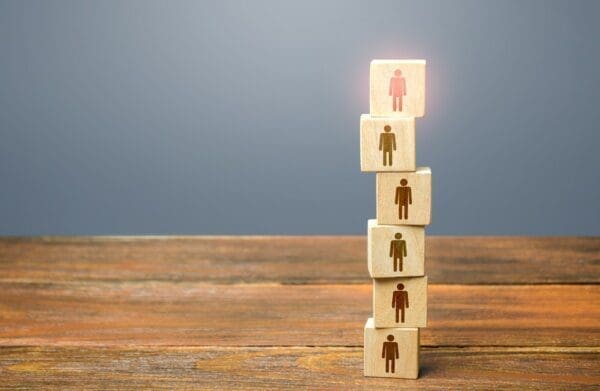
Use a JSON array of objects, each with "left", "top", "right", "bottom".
[{"left": 0, "top": 236, "right": 599, "bottom": 389}]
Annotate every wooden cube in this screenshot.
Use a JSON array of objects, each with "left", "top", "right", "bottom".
[
  {"left": 364, "top": 318, "right": 419, "bottom": 379},
  {"left": 373, "top": 276, "right": 427, "bottom": 328},
  {"left": 370, "top": 59, "right": 426, "bottom": 118},
  {"left": 360, "top": 114, "right": 415, "bottom": 172},
  {"left": 367, "top": 219, "right": 425, "bottom": 278},
  {"left": 376, "top": 168, "right": 431, "bottom": 226}
]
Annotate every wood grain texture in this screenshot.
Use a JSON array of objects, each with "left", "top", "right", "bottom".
[
  {"left": 0, "top": 236, "right": 598, "bottom": 388},
  {"left": 1, "top": 282, "right": 597, "bottom": 347},
  {"left": 1, "top": 346, "right": 598, "bottom": 390},
  {"left": 2, "top": 236, "right": 597, "bottom": 284}
]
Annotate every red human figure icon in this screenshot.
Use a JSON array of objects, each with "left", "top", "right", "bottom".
[{"left": 389, "top": 69, "right": 407, "bottom": 112}]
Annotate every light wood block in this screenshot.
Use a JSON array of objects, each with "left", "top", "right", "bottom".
[
  {"left": 364, "top": 318, "right": 419, "bottom": 379},
  {"left": 376, "top": 168, "right": 431, "bottom": 226},
  {"left": 370, "top": 59, "right": 426, "bottom": 118},
  {"left": 367, "top": 219, "right": 425, "bottom": 278},
  {"left": 373, "top": 276, "right": 427, "bottom": 328},
  {"left": 360, "top": 114, "right": 415, "bottom": 172}
]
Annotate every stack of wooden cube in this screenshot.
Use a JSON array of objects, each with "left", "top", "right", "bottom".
[{"left": 360, "top": 59, "right": 430, "bottom": 379}]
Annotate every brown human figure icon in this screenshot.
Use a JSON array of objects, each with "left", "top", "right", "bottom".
[
  {"left": 381, "top": 334, "right": 400, "bottom": 373},
  {"left": 392, "top": 283, "right": 409, "bottom": 323},
  {"left": 394, "top": 179, "right": 412, "bottom": 220},
  {"left": 378, "top": 125, "right": 396, "bottom": 166},
  {"left": 389, "top": 233, "right": 407, "bottom": 272},
  {"left": 389, "top": 69, "right": 407, "bottom": 112}
]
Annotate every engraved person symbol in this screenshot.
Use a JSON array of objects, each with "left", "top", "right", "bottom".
[
  {"left": 389, "top": 69, "right": 407, "bottom": 112},
  {"left": 389, "top": 233, "right": 407, "bottom": 272},
  {"left": 392, "top": 283, "right": 410, "bottom": 323},
  {"left": 381, "top": 334, "right": 400, "bottom": 373},
  {"left": 378, "top": 125, "right": 396, "bottom": 166},
  {"left": 394, "top": 179, "right": 412, "bottom": 220}
]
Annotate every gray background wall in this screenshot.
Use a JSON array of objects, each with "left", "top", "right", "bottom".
[{"left": 1, "top": 0, "right": 599, "bottom": 236}]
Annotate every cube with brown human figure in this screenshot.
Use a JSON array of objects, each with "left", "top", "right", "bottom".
[
  {"left": 360, "top": 114, "right": 415, "bottom": 172},
  {"left": 376, "top": 168, "right": 432, "bottom": 226},
  {"left": 372, "top": 276, "right": 428, "bottom": 328},
  {"left": 364, "top": 318, "right": 419, "bottom": 379},
  {"left": 367, "top": 219, "right": 425, "bottom": 278}
]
